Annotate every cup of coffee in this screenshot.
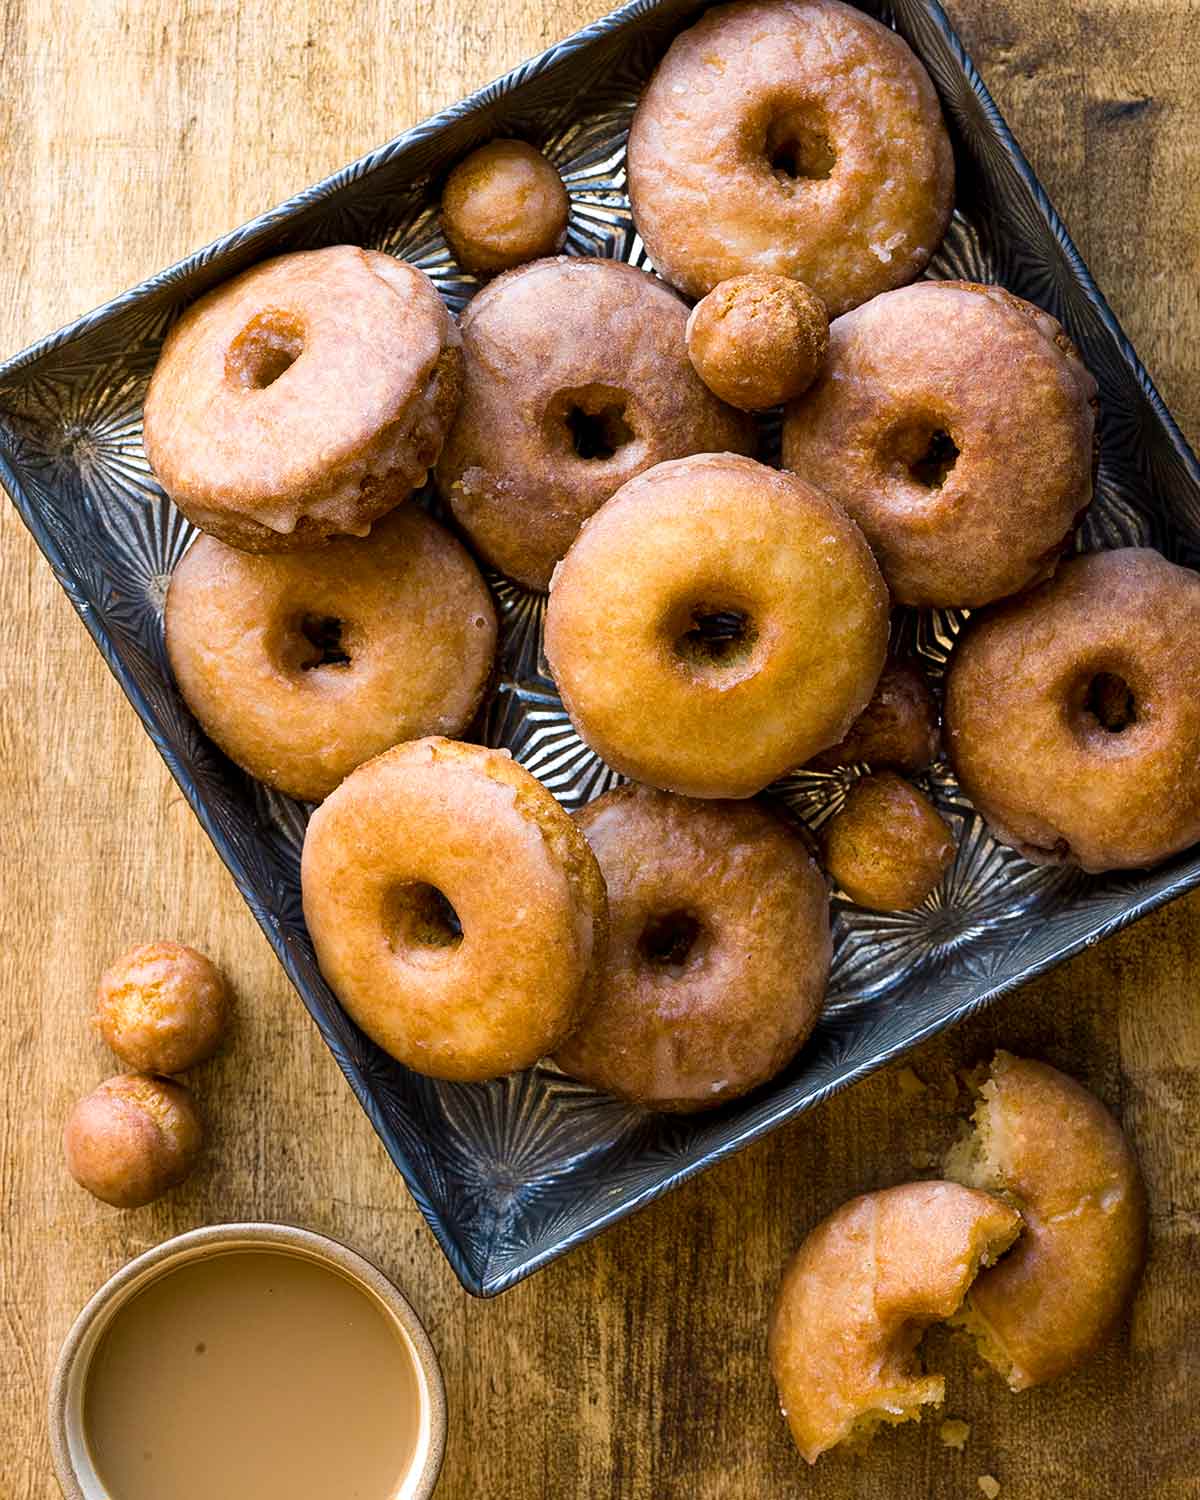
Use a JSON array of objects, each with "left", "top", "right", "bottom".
[{"left": 50, "top": 1222, "right": 446, "bottom": 1500}]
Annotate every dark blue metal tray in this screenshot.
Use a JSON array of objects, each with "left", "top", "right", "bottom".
[{"left": 3, "top": 0, "right": 1199, "bottom": 1295}]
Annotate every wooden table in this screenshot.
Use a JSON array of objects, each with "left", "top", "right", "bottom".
[{"left": 2, "top": 1, "right": 1197, "bottom": 1495}]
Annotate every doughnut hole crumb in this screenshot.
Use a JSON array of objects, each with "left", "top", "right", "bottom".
[
  {"left": 825, "top": 772, "right": 954, "bottom": 910},
  {"left": 63, "top": 1074, "right": 204, "bottom": 1209},
  {"left": 441, "top": 140, "right": 569, "bottom": 277},
  {"left": 94, "top": 941, "right": 230, "bottom": 1074},
  {"left": 939, "top": 1418, "right": 971, "bottom": 1450},
  {"left": 809, "top": 658, "right": 940, "bottom": 773},
  {"left": 686, "top": 274, "right": 829, "bottom": 410}
]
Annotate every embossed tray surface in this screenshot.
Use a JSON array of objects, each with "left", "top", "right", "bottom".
[{"left": 4, "top": 0, "right": 1200, "bottom": 1296}]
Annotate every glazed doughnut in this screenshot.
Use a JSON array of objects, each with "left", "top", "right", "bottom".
[
  {"left": 554, "top": 785, "right": 830, "bottom": 1110},
  {"left": 301, "top": 738, "right": 608, "bottom": 1082},
  {"left": 166, "top": 507, "right": 497, "bottom": 803},
  {"left": 441, "top": 140, "right": 569, "bottom": 276},
  {"left": 783, "top": 281, "right": 1098, "bottom": 607},
  {"left": 945, "top": 1053, "right": 1147, "bottom": 1389},
  {"left": 823, "top": 772, "right": 955, "bottom": 911},
  {"left": 435, "top": 257, "right": 753, "bottom": 588},
  {"left": 545, "top": 454, "right": 889, "bottom": 799},
  {"left": 94, "top": 942, "right": 230, "bottom": 1075},
  {"left": 685, "top": 275, "right": 828, "bottom": 411},
  {"left": 808, "top": 657, "right": 940, "bottom": 773},
  {"left": 945, "top": 548, "right": 1200, "bottom": 871},
  {"left": 627, "top": 0, "right": 954, "bottom": 316},
  {"left": 143, "top": 246, "right": 462, "bottom": 552},
  {"left": 770, "top": 1181, "right": 1021, "bottom": 1463}
]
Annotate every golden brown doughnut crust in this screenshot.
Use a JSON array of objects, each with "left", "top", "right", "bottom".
[
  {"left": 94, "top": 941, "right": 230, "bottom": 1075},
  {"left": 554, "top": 785, "right": 830, "bottom": 1110},
  {"left": 435, "top": 256, "right": 754, "bottom": 588},
  {"left": 301, "top": 738, "right": 608, "bottom": 1082},
  {"left": 166, "top": 507, "right": 497, "bottom": 804},
  {"left": 545, "top": 454, "right": 889, "bottom": 799},
  {"left": 441, "top": 140, "right": 569, "bottom": 277},
  {"left": 808, "top": 657, "right": 940, "bottom": 773},
  {"left": 685, "top": 275, "right": 828, "bottom": 410},
  {"left": 783, "top": 281, "right": 1098, "bottom": 607},
  {"left": 770, "top": 1181, "right": 1021, "bottom": 1463},
  {"left": 945, "top": 1053, "right": 1147, "bottom": 1389},
  {"left": 63, "top": 1074, "right": 204, "bottom": 1209},
  {"left": 143, "top": 246, "right": 462, "bottom": 552},
  {"left": 945, "top": 548, "right": 1200, "bottom": 872},
  {"left": 627, "top": 0, "right": 954, "bottom": 315},
  {"left": 824, "top": 772, "right": 955, "bottom": 910}
]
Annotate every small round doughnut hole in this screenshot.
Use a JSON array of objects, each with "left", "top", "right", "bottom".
[
  {"left": 809, "top": 658, "right": 941, "bottom": 773},
  {"left": 94, "top": 941, "right": 231, "bottom": 1074},
  {"left": 824, "top": 772, "right": 955, "bottom": 910},
  {"left": 685, "top": 274, "right": 828, "bottom": 410},
  {"left": 441, "top": 139, "right": 569, "bottom": 277},
  {"left": 63, "top": 1074, "right": 204, "bottom": 1209}
]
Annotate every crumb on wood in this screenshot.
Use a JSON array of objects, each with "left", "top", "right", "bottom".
[
  {"left": 978, "top": 1476, "right": 1001, "bottom": 1498},
  {"left": 939, "top": 1417, "right": 970, "bottom": 1450}
]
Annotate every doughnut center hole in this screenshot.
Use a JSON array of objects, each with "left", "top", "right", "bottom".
[
  {"left": 766, "top": 113, "right": 836, "bottom": 182},
  {"left": 893, "top": 425, "right": 960, "bottom": 489},
  {"left": 1084, "top": 672, "right": 1136, "bottom": 733},
  {"left": 565, "top": 401, "right": 634, "bottom": 461},
  {"left": 674, "top": 606, "right": 757, "bottom": 669},
  {"left": 225, "top": 309, "right": 305, "bottom": 390},
  {"left": 297, "top": 614, "right": 351, "bottom": 670},
  {"left": 382, "top": 882, "right": 463, "bottom": 964},
  {"left": 639, "top": 910, "right": 704, "bottom": 973}
]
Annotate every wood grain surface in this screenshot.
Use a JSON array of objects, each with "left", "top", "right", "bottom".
[{"left": 1, "top": 1, "right": 1198, "bottom": 1496}]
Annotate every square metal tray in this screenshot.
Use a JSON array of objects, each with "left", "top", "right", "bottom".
[{"left": 4, "top": 0, "right": 1199, "bottom": 1296}]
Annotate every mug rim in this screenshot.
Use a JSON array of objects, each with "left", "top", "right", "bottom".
[{"left": 48, "top": 1221, "right": 447, "bottom": 1500}]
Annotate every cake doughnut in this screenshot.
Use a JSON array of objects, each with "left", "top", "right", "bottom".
[
  {"left": 143, "top": 246, "right": 462, "bottom": 552},
  {"left": 770, "top": 1181, "right": 1022, "bottom": 1463},
  {"left": 441, "top": 140, "right": 569, "bottom": 277},
  {"left": 823, "top": 772, "right": 954, "bottom": 911},
  {"left": 808, "top": 657, "right": 940, "bottom": 773},
  {"left": 945, "top": 1053, "right": 1147, "bottom": 1389},
  {"left": 166, "top": 507, "right": 497, "bottom": 803},
  {"left": 554, "top": 785, "right": 830, "bottom": 1111},
  {"left": 545, "top": 454, "right": 889, "bottom": 799},
  {"left": 627, "top": 0, "right": 954, "bottom": 316},
  {"left": 945, "top": 548, "right": 1200, "bottom": 871},
  {"left": 301, "top": 739, "right": 607, "bottom": 1082},
  {"left": 685, "top": 275, "right": 828, "bottom": 411},
  {"left": 435, "top": 257, "right": 753, "bottom": 588},
  {"left": 783, "top": 281, "right": 1098, "bottom": 607}
]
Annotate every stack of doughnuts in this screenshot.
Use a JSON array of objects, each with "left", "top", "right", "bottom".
[{"left": 144, "top": 1, "right": 1184, "bottom": 1247}]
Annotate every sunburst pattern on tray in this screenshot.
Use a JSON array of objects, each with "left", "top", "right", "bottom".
[{"left": 3, "top": 0, "right": 1200, "bottom": 1294}]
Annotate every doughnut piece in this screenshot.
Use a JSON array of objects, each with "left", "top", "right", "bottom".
[
  {"left": 545, "top": 454, "right": 889, "bottom": 799},
  {"left": 64, "top": 1074, "right": 204, "bottom": 1210},
  {"left": 685, "top": 275, "right": 828, "bottom": 410},
  {"left": 945, "top": 548, "right": 1200, "bottom": 871},
  {"left": 824, "top": 772, "right": 954, "bottom": 910},
  {"left": 301, "top": 739, "right": 608, "bottom": 1082},
  {"left": 94, "top": 942, "right": 230, "bottom": 1074},
  {"left": 809, "top": 658, "right": 939, "bottom": 773},
  {"left": 944, "top": 1053, "right": 1147, "bottom": 1389},
  {"left": 628, "top": 0, "right": 953, "bottom": 316},
  {"left": 783, "top": 282, "right": 1098, "bottom": 607},
  {"left": 166, "top": 507, "right": 497, "bottom": 804},
  {"left": 441, "top": 140, "right": 569, "bottom": 276},
  {"left": 770, "top": 1181, "right": 1021, "bottom": 1463},
  {"left": 554, "top": 786, "right": 830, "bottom": 1110},
  {"left": 435, "top": 256, "right": 753, "bottom": 588},
  {"left": 143, "top": 246, "right": 462, "bottom": 552}
]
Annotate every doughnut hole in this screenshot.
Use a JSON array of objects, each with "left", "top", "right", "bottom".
[
  {"left": 889, "top": 421, "right": 960, "bottom": 491},
  {"left": 765, "top": 107, "right": 837, "bottom": 183},
  {"left": 1069, "top": 665, "right": 1141, "bottom": 748},
  {"left": 225, "top": 309, "right": 305, "bottom": 390},
  {"left": 638, "top": 909, "right": 708, "bottom": 976},
  {"left": 382, "top": 881, "right": 463, "bottom": 968},
  {"left": 548, "top": 385, "right": 636, "bottom": 462},
  {"left": 824, "top": 772, "right": 955, "bottom": 911},
  {"left": 275, "top": 612, "right": 358, "bottom": 676},
  {"left": 669, "top": 599, "right": 761, "bottom": 679}
]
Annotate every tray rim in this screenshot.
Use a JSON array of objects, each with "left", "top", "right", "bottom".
[{"left": 3, "top": 0, "right": 1200, "bottom": 1298}]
